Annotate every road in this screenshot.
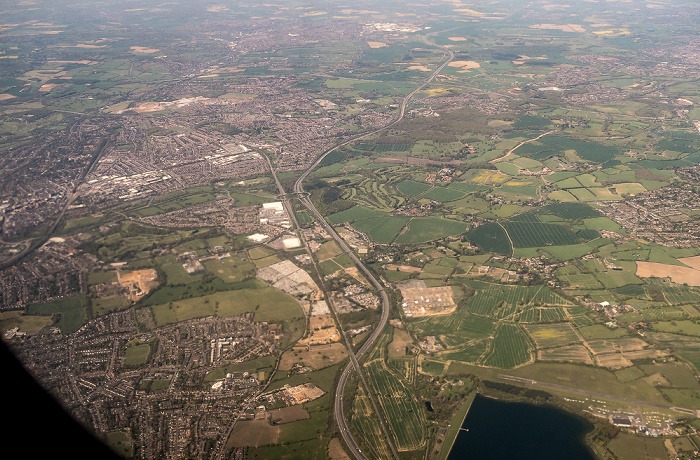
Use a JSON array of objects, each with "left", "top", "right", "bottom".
[
  {"left": 0, "top": 135, "right": 112, "bottom": 270},
  {"left": 291, "top": 33, "right": 455, "bottom": 460}
]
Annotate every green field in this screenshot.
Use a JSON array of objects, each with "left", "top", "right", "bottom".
[
  {"left": 93, "top": 297, "right": 128, "bottom": 317},
  {"left": 465, "top": 282, "right": 572, "bottom": 320},
  {"left": 653, "top": 320, "right": 700, "bottom": 336},
  {"left": 422, "top": 186, "right": 466, "bottom": 202},
  {"left": 520, "top": 135, "right": 619, "bottom": 163},
  {"left": 394, "top": 217, "right": 467, "bottom": 244},
  {"left": 542, "top": 203, "right": 601, "bottom": 219},
  {"left": 413, "top": 310, "right": 495, "bottom": 348},
  {"left": 105, "top": 430, "right": 134, "bottom": 458},
  {"left": 503, "top": 221, "right": 598, "bottom": 248},
  {"left": 364, "top": 359, "right": 427, "bottom": 451},
  {"left": 203, "top": 256, "right": 255, "bottom": 283},
  {"left": 352, "top": 386, "right": 394, "bottom": 459},
  {"left": 579, "top": 325, "right": 628, "bottom": 340},
  {"left": 151, "top": 287, "right": 302, "bottom": 326},
  {"left": 162, "top": 262, "right": 201, "bottom": 285},
  {"left": 124, "top": 344, "right": 151, "bottom": 367},
  {"left": 351, "top": 216, "right": 410, "bottom": 243},
  {"left": 396, "top": 180, "right": 431, "bottom": 196},
  {"left": 0, "top": 311, "right": 53, "bottom": 334},
  {"left": 524, "top": 323, "right": 580, "bottom": 349},
  {"left": 327, "top": 205, "right": 388, "bottom": 224},
  {"left": 27, "top": 295, "right": 86, "bottom": 334},
  {"left": 482, "top": 323, "right": 533, "bottom": 368},
  {"left": 465, "top": 223, "right": 512, "bottom": 255}
]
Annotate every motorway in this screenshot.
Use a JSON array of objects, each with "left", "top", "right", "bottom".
[{"left": 292, "top": 33, "right": 455, "bottom": 460}]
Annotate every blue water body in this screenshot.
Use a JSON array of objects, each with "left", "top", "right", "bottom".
[{"left": 448, "top": 394, "right": 595, "bottom": 460}]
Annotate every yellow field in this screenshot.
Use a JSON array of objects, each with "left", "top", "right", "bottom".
[
  {"left": 636, "top": 262, "right": 700, "bottom": 287},
  {"left": 678, "top": 255, "right": 700, "bottom": 271},
  {"left": 130, "top": 46, "right": 160, "bottom": 53},
  {"left": 471, "top": 170, "right": 510, "bottom": 185},
  {"left": 530, "top": 23, "right": 585, "bottom": 32},
  {"left": 421, "top": 87, "right": 451, "bottom": 96},
  {"left": 453, "top": 8, "right": 485, "bottom": 16},
  {"left": 593, "top": 28, "right": 630, "bottom": 36},
  {"left": 506, "top": 180, "right": 535, "bottom": 186},
  {"left": 408, "top": 65, "right": 432, "bottom": 72},
  {"left": 447, "top": 60, "right": 480, "bottom": 72}
]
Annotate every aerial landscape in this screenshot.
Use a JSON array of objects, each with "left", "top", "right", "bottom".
[{"left": 2, "top": 0, "right": 700, "bottom": 458}]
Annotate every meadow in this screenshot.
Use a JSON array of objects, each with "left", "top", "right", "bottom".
[
  {"left": 28, "top": 295, "right": 86, "bottom": 334},
  {"left": 150, "top": 287, "right": 302, "bottom": 326}
]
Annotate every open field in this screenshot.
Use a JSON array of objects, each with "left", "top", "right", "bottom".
[
  {"left": 503, "top": 221, "right": 593, "bottom": 248},
  {"left": 227, "top": 420, "right": 280, "bottom": 448},
  {"left": 538, "top": 345, "right": 593, "bottom": 365},
  {"left": 396, "top": 180, "right": 431, "bottom": 196},
  {"left": 524, "top": 323, "right": 580, "bottom": 349},
  {"left": 351, "top": 216, "right": 410, "bottom": 243},
  {"left": 327, "top": 205, "right": 387, "bottom": 224},
  {"left": 280, "top": 343, "right": 347, "bottom": 371},
  {"left": 394, "top": 217, "right": 467, "bottom": 244},
  {"left": 352, "top": 385, "right": 394, "bottom": 459},
  {"left": 579, "top": 325, "right": 629, "bottom": 340},
  {"left": 203, "top": 256, "right": 255, "bottom": 282},
  {"left": 388, "top": 327, "right": 414, "bottom": 359},
  {"left": 679, "top": 255, "right": 700, "bottom": 271},
  {"left": 640, "top": 362, "right": 700, "bottom": 389},
  {"left": 124, "top": 344, "right": 151, "bottom": 367},
  {"left": 27, "top": 295, "right": 85, "bottom": 334},
  {"left": 636, "top": 261, "right": 700, "bottom": 286},
  {"left": 482, "top": 323, "right": 533, "bottom": 368},
  {"left": 364, "top": 359, "right": 427, "bottom": 451},
  {"left": 269, "top": 405, "right": 310, "bottom": 425},
  {"left": 151, "top": 287, "right": 302, "bottom": 326},
  {"left": 465, "top": 223, "right": 512, "bottom": 255},
  {"left": 0, "top": 311, "right": 53, "bottom": 334},
  {"left": 608, "top": 432, "right": 667, "bottom": 460},
  {"left": 652, "top": 320, "right": 700, "bottom": 336}
]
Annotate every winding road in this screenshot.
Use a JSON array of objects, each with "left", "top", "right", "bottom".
[{"left": 290, "top": 33, "right": 455, "bottom": 460}]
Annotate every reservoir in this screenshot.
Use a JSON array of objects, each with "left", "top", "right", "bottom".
[{"left": 448, "top": 394, "right": 596, "bottom": 460}]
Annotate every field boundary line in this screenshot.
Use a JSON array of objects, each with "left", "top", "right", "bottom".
[{"left": 497, "top": 222, "right": 514, "bottom": 256}]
